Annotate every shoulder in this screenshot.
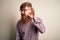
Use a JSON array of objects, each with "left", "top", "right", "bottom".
[
  {"left": 17, "top": 19, "right": 21, "bottom": 26},
  {"left": 34, "top": 17, "right": 42, "bottom": 22}
]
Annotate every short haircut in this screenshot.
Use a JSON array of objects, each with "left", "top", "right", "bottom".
[{"left": 20, "top": 2, "right": 32, "bottom": 11}]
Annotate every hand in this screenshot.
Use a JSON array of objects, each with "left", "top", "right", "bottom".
[
  {"left": 25, "top": 9, "right": 31, "bottom": 16},
  {"left": 28, "top": 13, "right": 34, "bottom": 19},
  {"left": 28, "top": 8, "right": 35, "bottom": 19}
]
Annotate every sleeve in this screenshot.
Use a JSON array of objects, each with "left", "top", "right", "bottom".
[
  {"left": 16, "top": 22, "right": 20, "bottom": 40},
  {"left": 32, "top": 17, "right": 45, "bottom": 34}
]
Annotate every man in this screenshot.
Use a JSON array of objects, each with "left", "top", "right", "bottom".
[{"left": 16, "top": 2, "right": 45, "bottom": 40}]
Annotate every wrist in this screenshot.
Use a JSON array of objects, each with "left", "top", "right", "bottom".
[{"left": 31, "top": 18, "right": 35, "bottom": 23}]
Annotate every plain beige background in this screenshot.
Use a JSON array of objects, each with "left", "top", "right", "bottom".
[{"left": 0, "top": 0, "right": 60, "bottom": 40}]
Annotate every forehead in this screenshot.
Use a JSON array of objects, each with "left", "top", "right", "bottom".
[
  {"left": 21, "top": 6, "right": 31, "bottom": 10},
  {"left": 25, "top": 6, "right": 31, "bottom": 9}
]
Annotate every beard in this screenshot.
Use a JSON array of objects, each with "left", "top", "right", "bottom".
[{"left": 21, "top": 14, "right": 31, "bottom": 24}]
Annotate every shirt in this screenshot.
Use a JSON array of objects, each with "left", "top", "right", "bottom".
[{"left": 16, "top": 17, "right": 45, "bottom": 40}]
